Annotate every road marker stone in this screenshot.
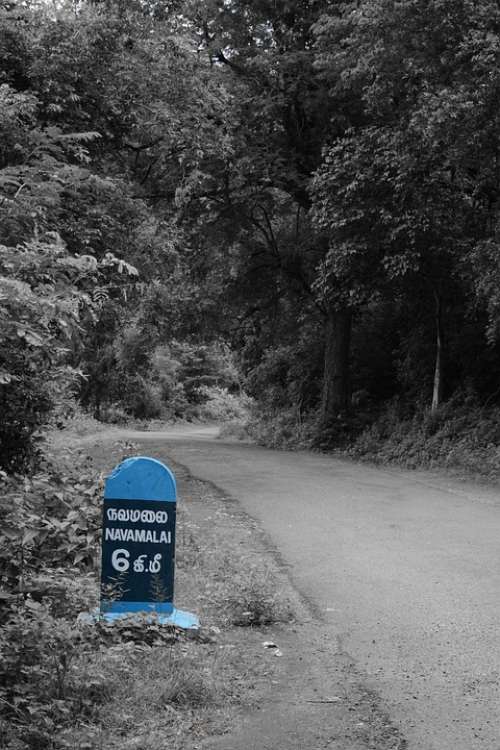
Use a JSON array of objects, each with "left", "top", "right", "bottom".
[{"left": 99, "top": 455, "right": 198, "bottom": 629}]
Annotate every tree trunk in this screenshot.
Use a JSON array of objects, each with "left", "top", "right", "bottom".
[
  {"left": 94, "top": 388, "right": 102, "bottom": 421},
  {"left": 431, "top": 292, "right": 443, "bottom": 413},
  {"left": 320, "top": 307, "right": 352, "bottom": 425}
]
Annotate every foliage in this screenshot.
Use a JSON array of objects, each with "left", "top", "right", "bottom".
[
  {"left": 0, "top": 456, "right": 102, "bottom": 603},
  {"left": 123, "top": 376, "right": 164, "bottom": 420},
  {"left": 6, "top": 0, "right": 500, "bottom": 466},
  {"left": 195, "top": 385, "right": 252, "bottom": 422},
  {"left": 0, "top": 233, "right": 137, "bottom": 470},
  {"left": 0, "top": 440, "right": 222, "bottom": 750},
  {"left": 0, "top": 606, "right": 108, "bottom": 750},
  {"left": 0, "top": 440, "right": 102, "bottom": 748},
  {"left": 310, "top": 0, "right": 500, "bottom": 415},
  {"left": 205, "top": 0, "right": 500, "bottom": 441},
  {"left": 348, "top": 397, "right": 500, "bottom": 480},
  {"left": 0, "top": 5, "right": 149, "bottom": 468},
  {"left": 0, "top": 238, "right": 85, "bottom": 472}
]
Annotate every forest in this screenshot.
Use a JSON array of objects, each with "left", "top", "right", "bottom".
[
  {"left": 4, "top": 0, "right": 500, "bottom": 473},
  {"left": 4, "top": 2, "right": 500, "bottom": 748}
]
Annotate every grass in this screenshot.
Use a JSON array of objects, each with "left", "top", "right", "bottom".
[
  {"left": 0, "top": 429, "right": 295, "bottom": 750},
  {"left": 223, "top": 398, "right": 500, "bottom": 483},
  {"left": 173, "top": 483, "right": 293, "bottom": 631},
  {"left": 217, "top": 565, "right": 293, "bottom": 627},
  {"left": 88, "top": 644, "right": 221, "bottom": 750},
  {"left": 347, "top": 400, "right": 500, "bottom": 481}
]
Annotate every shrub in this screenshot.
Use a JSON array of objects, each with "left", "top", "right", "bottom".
[
  {"left": 348, "top": 398, "right": 500, "bottom": 479},
  {"left": 0, "top": 604, "right": 108, "bottom": 750},
  {"left": 153, "top": 341, "right": 241, "bottom": 417},
  {"left": 0, "top": 376, "right": 52, "bottom": 474},
  {"left": 0, "top": 456, "right": 102, "bottom": 600},
  {"left": 158, "top": 378, "right": 190, "bottom": 419},
  {"left": 123, "top": 376, "right": 163, "bottom": 420},
  {"left": 0, "top": 240, "right": 81, "bottom": 473},
  {"left": 219, "top": 566, "right": 293, "bottom": 627},
  {"left": 100, "top": 403, "right": 130, "bottom": 424},
  {"left": 196, "top": 386, "right": 252, "bottom": 422},
  {"left": 245, "top": 406, "right": 316, "bottom": 449}
]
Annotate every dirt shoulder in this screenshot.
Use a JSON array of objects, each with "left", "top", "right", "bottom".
[{"left": 68, "top": 430, "right": 406, "bottom": 750}]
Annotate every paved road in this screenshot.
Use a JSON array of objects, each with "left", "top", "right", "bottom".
[{"left": 111, "top": 425, "right": 500, "bottom": 749}]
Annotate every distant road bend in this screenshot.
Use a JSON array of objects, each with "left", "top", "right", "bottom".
[{"left": 104, "top": 424, "right": 500, "bottom": 750}]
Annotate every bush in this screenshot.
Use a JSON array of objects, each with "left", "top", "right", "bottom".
[
  {"left": 153, "top": 341, "right": 241, "bottom": 417},
  {"left": 123, "top": 376, "right": 163, "bottom": 420},
  {"left": 348, "top": 398, "right": 500, "bottom": 479},
  {"left": 0, "top": 456, "right": 102, "bottom": 600},
  {"left": 100, "top": 403, "right": 130, "bottom": 424},
  {"left": 218, "top": 565, "right": 292, "bottom": 627},
  {"left": 158, "top": 378, "right": 190, "bottom": 419},
  {"left": 195, "top": 386, "right": 252, "bottom": 422},
  {"left": 0, "top": 443, "right": 215, "bottom": 750},
  {"left": 0, "top": 236, "right": 132, "bottom": 472},
  {"left": 0, "top": 605, "right": 108, "bottom": 750},
  {"left": 244, "top": 406, "right": 316, "bottom": 449},
  {"left": 0, "top": 377, "right": 52, "bottom": 474}
]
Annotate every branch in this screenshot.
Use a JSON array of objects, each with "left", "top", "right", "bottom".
[
  {"left": 230, "top": 297, "right": 281, "bottom": 334},
  {"left": 248, "top": 211, "right": 276, "bottom": 254},
  {"left": 259, "top": 205, "right": 280, "bottom": 257},
  {"left": 214, "top": 48, "right": 249, "bottom": 76},
  {"left": 122, "top": 137, "right": 165, "bottom": 151},
  {"left": 140, "top": 162, "right": 154, "bottom": 186},
  {"left": 213, "top": 48, "right": 270, "bottom": 90}
]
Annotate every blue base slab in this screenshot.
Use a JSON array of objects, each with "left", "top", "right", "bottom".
[
  {"left": 78, "top": 607, "right": 199, "bottom": 630},
  {"left": 102, "top": 607, "right": 199, "bottom": 629}
]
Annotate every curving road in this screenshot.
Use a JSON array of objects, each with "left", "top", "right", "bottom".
[{"left": 105, "top": 425, "right": 500, "bottom": 749}]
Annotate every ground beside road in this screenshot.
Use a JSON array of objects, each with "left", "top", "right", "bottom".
[
  {"left": 69, "top": 423, "right": 500, "bottom": 750},
  {"left": 54, "top": 426, "right": 406, "bottom": 750}
]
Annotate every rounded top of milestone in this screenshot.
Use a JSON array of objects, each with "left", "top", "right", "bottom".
[{"left": 104, "top": 456, "right": 176, "bottom": 502}]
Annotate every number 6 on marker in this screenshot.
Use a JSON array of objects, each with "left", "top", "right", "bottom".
[{"left": 111, "top": 548, "right": 130, "bottom": 573}]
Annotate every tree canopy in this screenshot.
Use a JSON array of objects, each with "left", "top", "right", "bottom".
[{"left": 4, "top": 0, "right": 500, "bottom": 469}]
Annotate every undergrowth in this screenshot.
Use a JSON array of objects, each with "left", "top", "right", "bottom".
[
  {"left": 231, "top": 398, "right": 500, "bottom": 482},
  {"left": 0, "top": 434, "right": 294, "bottom": 749},
  {"left": 0, "top": 444, "right": 220, "bottom": 750},
  {"left": 176, "top": 483, "right": 293, "bottom": 628},
  {"left": 222, "top": 568, "right": 293, "bottom": 627},
  {"left": 221, "top": 406, "right": 315, "bottom": 449},
  {"left": 347, "top": 400, "right": 500, "bottom": 480}
]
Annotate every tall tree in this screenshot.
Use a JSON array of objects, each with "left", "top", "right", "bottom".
[
  {"left": 312, "top": 0, "right": 500, "bottom": 411},
  {"left": 182, "top": 0, "right": 361, "bottom": 425}
]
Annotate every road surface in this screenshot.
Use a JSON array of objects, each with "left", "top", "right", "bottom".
[{"left": 101, "top": 425, "right": 500, "bottom": 749}]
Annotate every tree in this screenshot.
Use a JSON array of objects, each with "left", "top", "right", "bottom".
[
  {"left": 182, "top": 0, "right": 359, "bottom": 426},
  {"left": 312, "top": 0, "right": 500, "bottom": 412}
]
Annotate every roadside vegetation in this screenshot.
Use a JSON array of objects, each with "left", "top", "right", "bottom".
[
  {"left": 347, "top": 401, "right": 500, "bottom": 481},
  {"left": 4, "top": 0, "right": 500, "bottom": 483},
  {"left": 10, "top": 4, "right": 500, "bottom": 745},
  {"left": 0, "top": 433, "right": 293, "bottom": 750},
  {"left": 224, "top": 398, "right": 500, "bottom": 481},
  {"left": 1, "top": 10, "right": 500, "bottom": 743}
]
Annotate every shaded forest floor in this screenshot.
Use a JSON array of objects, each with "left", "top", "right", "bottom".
[
  {"left": 345, "top": 403, "right": 500, "bottom": 484},
  {"left": 222, "top": 398, "right": 500, "bottom": 485}
]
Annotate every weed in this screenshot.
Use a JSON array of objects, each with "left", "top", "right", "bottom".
[
  {"left": 219, "top": 566, "right": 293, "bottom": 627},
  {"left": 0, "top": 603, "right": 109, "bottom": 749},
  {"left": 348, "top": 400, "right": 500, "bottom": 480}
]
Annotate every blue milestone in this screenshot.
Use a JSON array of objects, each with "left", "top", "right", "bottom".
[{"left": 100, "top": 455, "right": 198, "bottom": 630}]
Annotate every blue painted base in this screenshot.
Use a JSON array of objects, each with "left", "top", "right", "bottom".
[
  {"left": 102, "top": 607, "right": 199, "bottom": 629},
  {"left": 78, "top": 607, "right": 199, "bottom": 630}
]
